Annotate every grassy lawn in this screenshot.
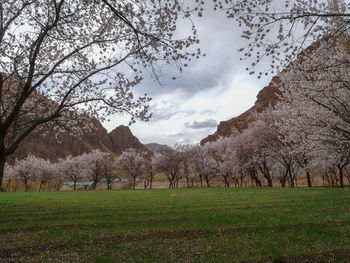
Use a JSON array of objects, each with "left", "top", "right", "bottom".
[{"left": 0, "top": 187, "right": 349, "bottom": 262}]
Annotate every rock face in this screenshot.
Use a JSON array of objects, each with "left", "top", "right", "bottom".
[
  {"left": 201, "top": 76, "right": 281, "bottom": 145},
  {"left": 10, "top": 119, "right": 147, "bottom": 162},
  {"left": 145, "top": 143, "right": 172, "bottom": 154},
  {"left": 200, "top": 40, "right": 329, "bottom": 145},
  {"left": 109, "top": 125, "right": 148, "bottom": 155}
]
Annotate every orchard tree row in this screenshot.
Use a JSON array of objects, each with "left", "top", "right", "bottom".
[
  {"left": 1, "top": 0, "right": 350, "bottom": 189},
  {"left": 4, "top": 35, "right": 350, "bottom": 191},
  {"left": 1, "top": 149, "right": 155, "bottom": 192},
  {"left": 154, "top": 36, "right": 350, "bottom": 189}
]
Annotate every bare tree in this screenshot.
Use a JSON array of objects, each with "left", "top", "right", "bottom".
[{"left": 0, "top": 0, "right": 203, "bottom": 187}]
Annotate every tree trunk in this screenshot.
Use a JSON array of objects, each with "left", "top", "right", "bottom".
[
  {"left": 133, "top": 177, "right": 136, "bottom": 189},
  {"left": 150, "top": 176, "right": 153, "bottom": 189},
  {"left": 3, "top": 179, "right": 10, "bottom": 192},
  {"left": 255, "top": 177, "right": 262, "bottom": 187},
  {"left": 306, "top": 170, "right": 312, "bottom": 187},
  {"left": 266, "top": 177, "right": 273, "bottom": 187},
  {"left": 73, "top": 181, "right": 77, "bottom": 190},
  {"left": 240, "top": 176, "right": 244, "bottom": 187},
  {"left": 262, "top": 170, "right": 272, "bottom": 187},
  {"left": 260, "top": 166, "right": 273, "bottom": 187},
  {"left": 250, "top": 170, "right": 261, "bottom": 187},
  {"left": 224, "top": 176, "right": 230, "bottom": 188},
  {"left": 0, "top": 154, "right": 6, "bottom": 192},
  {"left": 39, "top": 180, "right": 43, "bottom": 192},
  {"left": 288, "top": 167, "right": 294, "bottom": 188},
  {"left": 280, "top": 179, "right": 286, "bottom": 188},
  {"left": 338, "top": 165, "right": 344, "bottom": 188},
  {"left": 265, "top": 170, "right": 273, "bottom": 187},
  {"left": 205, "top": 177, "right": 210, "bottom": 187},
  {"left": 24, "top": 178, "right": 30, "bottom": 192},
  {"left": 290, "top": 177, "right": 294, "bottom": 188}
]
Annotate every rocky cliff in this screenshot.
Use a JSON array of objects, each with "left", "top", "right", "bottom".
[
  {"left": 200, "top": 39, "right": 333, "bottom": 145},
  {"left": 10, "top": 119, "right": 147, "bottom": 162},
  {"left": 201, "top": 76, "right": 281, "bottom": 145},
  {"left": 108, "top": 125, "right": 148, "bottom": 155}
]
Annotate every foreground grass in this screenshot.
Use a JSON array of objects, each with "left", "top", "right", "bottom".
[{"left": 0, "top": 187, "right": 349, "bottom": 262}]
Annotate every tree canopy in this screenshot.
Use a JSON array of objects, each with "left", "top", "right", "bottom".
[{"left": 0, "top": 0, "right": 203, "bottom": 186}]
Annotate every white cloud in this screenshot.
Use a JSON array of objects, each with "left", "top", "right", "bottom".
[
  {"left": 102, "top": 5, "right": 272, "bottom": 146},
  {"left": 103, "top": 72, "right": 264, "bottom": 145}
]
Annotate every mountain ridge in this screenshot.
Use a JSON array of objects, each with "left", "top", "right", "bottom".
[
  {"left": 10, "top": 119, "right": 148, "bottom": 162},
  {"left": 200, "top": 76, "right": 281, "bottom": 144}
]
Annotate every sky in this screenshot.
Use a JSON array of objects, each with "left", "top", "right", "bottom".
[{"left": 102, "top": 4, "right": 271, "bottom": 146}]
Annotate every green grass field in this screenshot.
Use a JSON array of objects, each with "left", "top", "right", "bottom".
[{"left": 0, "top": 188, "right": 349, "bottom": 262}]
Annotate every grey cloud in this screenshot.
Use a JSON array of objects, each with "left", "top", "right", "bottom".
[
  {"left": 148, "top": 100, "right": 196, "bottom": 122},
  {"left": 184, "top": 119, "right": 218, "bottom": 129},
  {"left": 108, "top": 4, "right": 272, "bottom": 145},
  {"left": 148, "top": 110, "right": 195, "bottom": 122},
  {"left": 131, "top": 6, "right": 251, "bottom": 97}
]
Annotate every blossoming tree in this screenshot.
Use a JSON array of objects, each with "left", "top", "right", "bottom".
[{"left": 0, "top": 0, "right": 203, "bottom": 187}]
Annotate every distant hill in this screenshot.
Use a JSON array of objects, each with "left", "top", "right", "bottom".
[{"left": 144, "top": 143, "right": 172, "bottom": 155}]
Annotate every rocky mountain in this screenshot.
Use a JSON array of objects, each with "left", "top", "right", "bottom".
[
  {"left": 145, "top": 143, "right": 172, "bottom": 154},
  {"left": 200, "top": 40, "right": 333, "bottom": 145},
  {"left": 10, "top": 119, "right": 148, "bottom": 162},
  {"left": 108, "top": 125, "right": 148, "bottom": 155},
  {"left": 201, "top": 76, "right": 281, "bottom": 145}
]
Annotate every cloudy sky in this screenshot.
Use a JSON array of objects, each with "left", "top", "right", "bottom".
[{"left": 103, "top": 5, "right": 271, "bottom": 146}]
